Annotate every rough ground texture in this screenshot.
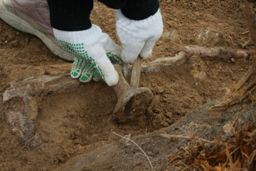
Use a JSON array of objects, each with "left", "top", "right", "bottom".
[{"left": 0, "top": 0, "right": 255, "bottom": 171}]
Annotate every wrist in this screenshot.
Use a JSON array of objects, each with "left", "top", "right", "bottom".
[
  {"left": 121, "top": 0, "right": 159, "bottom": 20},
  {"left": 116, "top": 9, "right": 163, "bottom": 40},
  {"left": 47, "top": 0, "right": 93, "bottom": 31},
  {"left": 98, "top": 0, "right": 128, "bottom": 9},
  {"left": 53, "top": 25, "right": 103, "bottom": 45}
]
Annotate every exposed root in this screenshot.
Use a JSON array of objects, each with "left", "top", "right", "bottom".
[
  {"left": 142, "top": 51, "right": 187, "bottom": 73},
  {"left": 211, "top": 66, "right": 256, "bottom": 111},
  {"left": 3, "top": 74, "right": 79, "bottom": 102},
  {"left": 142, "top": 45, "right": 249, "bottom": 73},
  {"left": 5, "top": 109, "right": 42, "bottom": 150},
  {"left": 183, "top": 45, "right": 249, "bottom": 59}
]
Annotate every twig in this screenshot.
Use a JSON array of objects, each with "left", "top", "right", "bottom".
[{"left": 112, "top": 131, "right": 155, "bottom": 171}]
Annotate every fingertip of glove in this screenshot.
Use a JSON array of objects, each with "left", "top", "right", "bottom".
[
  {"left": 140, "top": 50, "right": 153, "bottom": 59},
  {"left": 70, "top": 71, "right": 80, "bottom": 79},
  {"left": 121, "top": 54, "right": 137, "bottom": 64},
  {"left": 104, "top": 71, "right": 119, "bottom": 86}
]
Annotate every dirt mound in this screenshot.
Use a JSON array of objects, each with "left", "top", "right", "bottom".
[{"left": 0, "top": 0, "right": 255, "bottom": 171}]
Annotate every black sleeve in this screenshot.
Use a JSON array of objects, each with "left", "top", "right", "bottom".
[
  {"left": 121, "top": 0, "right": 159, "bottom": 20},
  {"left": 98, "top": 0, "right": 128, "bottom": 9},
  {"left": 47, "top": 0, "right": 93, "bottom": 31},
  {"left": 99, "top": 0, "right": 159, "bottom": 20}
]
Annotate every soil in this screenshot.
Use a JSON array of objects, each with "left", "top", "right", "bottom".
[{"left": 0, "top": 0, "right": 255, "bottom": 171}]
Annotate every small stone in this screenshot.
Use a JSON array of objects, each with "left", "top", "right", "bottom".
[
  {"left": 223, "top": 122, "right": 235, "bottom": 136},
  {"left": 152, "top": 108, "right": 161, "bottom": 114},
  {"left": 162, "top": 31, "right": 171, "bottom": 40},
  {"left": 170, "top": 29, "right": 182, "bottom": 44},
  {"left": 193, "top": 71, "right": 207, "bottom": 81},
  {"left": 160, "top": 121, "right": 169, "bottom": 127},
  {"left": 164, "top": 112, "right": 173, "bottom": 119},
  {"left": 156, "top": 87, "right": 165, "bottom": 94}
]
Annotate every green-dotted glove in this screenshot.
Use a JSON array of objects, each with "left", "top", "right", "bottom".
[
  {"left": 69, "top": 51, "right": 123, "bottom": 83},
  {"left": 54, "top": 25, "right": 122, "bottom": 86}
]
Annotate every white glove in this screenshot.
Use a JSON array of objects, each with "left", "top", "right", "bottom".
[
  {"left": 53, "top": 25, "right": 121, "bottom": 86},
  {"left": 116, "top": 10, "right": 163, "bottom": 64}
]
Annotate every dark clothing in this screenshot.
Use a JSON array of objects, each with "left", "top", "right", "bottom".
[
  {"left": 47, "top": 0, "right": 93, "bottom": 31},
  {"left": 98, "top": 0, "right": 127, "bottom": 9},
  {"left": 121, "top": 0, "right": 159, "bottom": 20},
  {"left": 99, "top": 0, "right": 159, "bottom": 20},
  {"left": 47, "top": 0, "right": 159, "bottom": 31}
]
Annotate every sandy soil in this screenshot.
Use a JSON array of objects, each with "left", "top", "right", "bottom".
[{"left": 0, "top": 0, "right": 255, "bottom": 170}]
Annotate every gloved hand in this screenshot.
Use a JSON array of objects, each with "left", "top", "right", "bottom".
[
  {"left": 53, "top": 25, "right": 122, "bottom": 86},
  {"left": 116, "top": 9, "right": 163, "bottom": 64}
]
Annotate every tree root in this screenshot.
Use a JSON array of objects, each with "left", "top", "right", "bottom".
[
  {"left": 142, "top": 45, "right": 249, "bottom": 73},
  {"left": 183, "top": 45, "right": 248, "bottom": 59},
  {"left": 211, "top": 66, "right": 256, "bottom": 111},
  {"left": 3, "top": 73, "right": 80, "bottom": 150},
  {"left": 5, "top": 109, "right": 42, "bottom": 150}
]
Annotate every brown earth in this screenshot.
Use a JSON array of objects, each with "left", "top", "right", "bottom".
[{"left": 0, "top": 0, "right": 255, "bottom": 171}]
